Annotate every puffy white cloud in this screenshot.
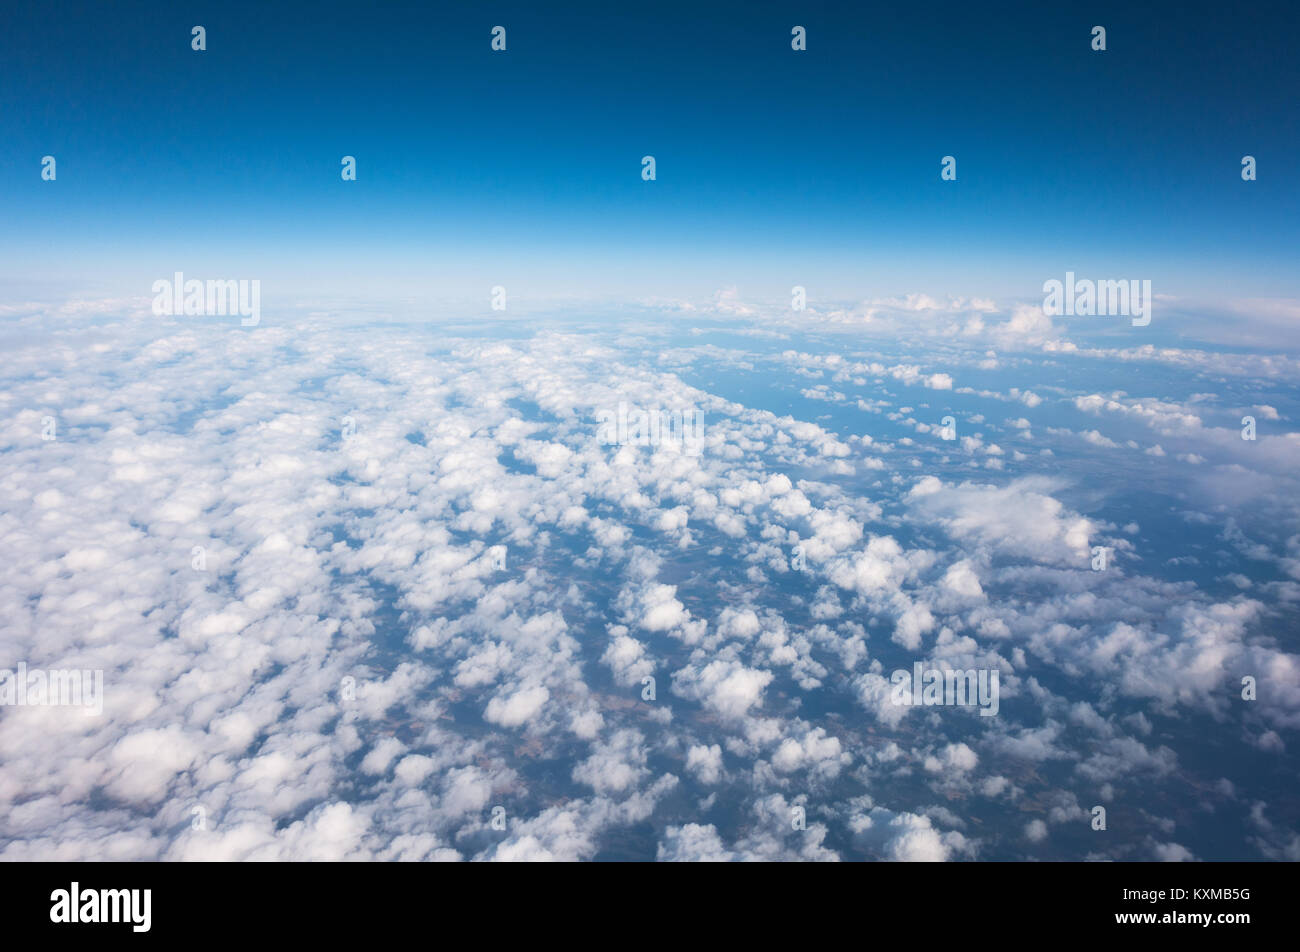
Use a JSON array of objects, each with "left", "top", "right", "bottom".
[
  {"left": 850, "top": 806, "right": 973, "bottom": 861},
  {"left": 1, "top": 295, "right": 1295, "bottom": 864},
  {"left": 601, "top": 626, "right": 654, "bottom": 687},
  {"left": 657, "top": 823, "right": 735, "bottom": 861},
  {"left": 940, "top": 559, "right": 985, "bottom": 600},
  {"left": 906, "top": 476, "right": 1092, "bottom": 564},
  {"left": 770, "top": 727, "right": 851, "bottom": 779},
  {"left": 484, "top": 684, "right": 550, "bottom": 728},
  {"left": 924, "top": 742, "right": 978, "bottom": 774},
  {"left": 672, "top": 659, "right": 774, "bottom": 720},
  {"left": 685, "top": 744, "right": 724, "bottom": 784},
  {"left": 572, "top": 730, "right": 650, "bottom": 795}
]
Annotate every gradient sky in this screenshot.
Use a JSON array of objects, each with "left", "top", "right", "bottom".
[{"left": 2, "top": 0, "right": 1297, "bottom": 302}]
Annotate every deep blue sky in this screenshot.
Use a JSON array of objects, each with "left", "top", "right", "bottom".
[{"left": 2, "top": 0, "right": 1297, "bottom": 302}]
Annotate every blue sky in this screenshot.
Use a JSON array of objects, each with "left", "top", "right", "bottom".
[{"left": 2, "top": 0, "right": 1297, "bottom": 301}]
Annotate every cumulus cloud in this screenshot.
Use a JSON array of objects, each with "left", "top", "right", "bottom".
[
  {"left": 850, "top": 806, "right": 973, "bottom": 861},
  {"left": 0, "top": 296, "right": 1294, "bottom": 864},
  {"left": 906, "top": 475, "right": 1092, "bottom": 564},
  {"left": 672, "top": 659, "right": 774, "bottom": 720}
]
